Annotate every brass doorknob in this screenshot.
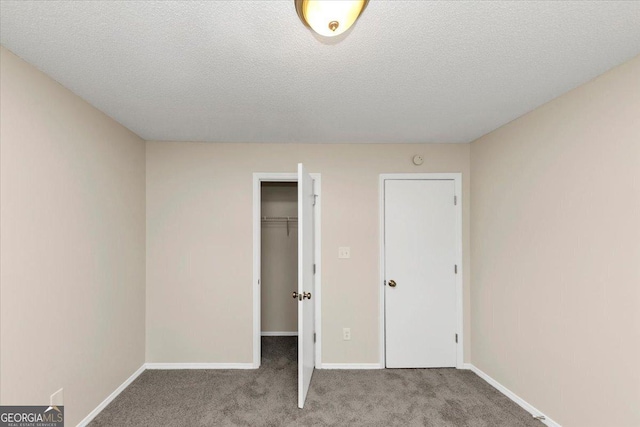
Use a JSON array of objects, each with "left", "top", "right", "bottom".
[
  {"left": 388, "top": 280, "right": 397, "bottom": 288},
  {"left": 303, "top": 292, "right": 312, "bottom": 300}
]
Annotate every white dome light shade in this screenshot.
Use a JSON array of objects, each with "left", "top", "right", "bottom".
[{"left": 296, "top": 0, "right": 368, "bottom": 37}]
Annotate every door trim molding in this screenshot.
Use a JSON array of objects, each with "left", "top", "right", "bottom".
[
  {"left": 252, "top": 172, "right": 322, "bottom": 369},
  {"left": 379, "top": 173, "right": 464, "bottom": 369}
]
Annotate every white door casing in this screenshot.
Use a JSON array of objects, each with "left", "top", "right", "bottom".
[
  {"left": 297, "top": 163, "right": 315, "bottom": 408},
  {"left": 383, "top": 177, "right": 460, "bottom": 368}
]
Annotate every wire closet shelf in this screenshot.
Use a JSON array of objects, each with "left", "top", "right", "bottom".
[{"left": 261, "top": 216, "right": 298, "bottom": 236}]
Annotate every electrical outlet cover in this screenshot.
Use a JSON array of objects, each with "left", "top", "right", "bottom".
[
  {"left": 343, "top": 328, "right": 351, "bottom": 340},
  {"left": 338, "top": 247, "right": 351, "bottom": 259}
]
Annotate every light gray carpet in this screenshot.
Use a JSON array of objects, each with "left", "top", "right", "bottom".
[{"left": 90, "top": 337, "right": 543, "bottom": 426}]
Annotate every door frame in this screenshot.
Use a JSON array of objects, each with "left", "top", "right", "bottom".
[
  {"left": 252, "top": 172, "right": 322, "bottom": 369},
  {"left": 379, "top": 173, "right": 463, "bottom": 369}
]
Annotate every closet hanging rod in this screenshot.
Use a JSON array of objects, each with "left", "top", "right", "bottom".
[{"left": 261, "top": 216, "right": 297, "bottom": 236}]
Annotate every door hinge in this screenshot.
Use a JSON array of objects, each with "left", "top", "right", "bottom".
[
  {"left": 314, "top": 332, "right": 316, "bottom": 343},
  {"left": 454, "top": 195, "right": 457, "bottom": 205},
  {"left": 312, "top": 180, "right": 318, "bottom": 206},
  {"left": 258, "top": 279, "right": 260, "bottom": 285},
  {"left": 455, "top": 333, "right": 458, "bottom": 343},
  {"left": 454, "top": 264, "right": 458, "bottom": 274},
  {"left": 313, "top": 264, "right": 316, "bottom": 274}
]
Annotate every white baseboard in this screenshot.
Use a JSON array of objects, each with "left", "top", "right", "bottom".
[
  {"left": 145, "top": 362, "right": 255, "bottom": 370},
  {"left": 468, "top": 364, "right": 561, "bottom": 427},
  {"left": 76, "top": 364, "right": 145, "bottom": 427},
  {"left": 461, "top": 362, "right": 473, "bottom": 370},
  {"left": 320, "top": 363, "right": 383, "bottom": 370},
  {"left": 261, "top": 331, "right": 298, "bottom": 336}
]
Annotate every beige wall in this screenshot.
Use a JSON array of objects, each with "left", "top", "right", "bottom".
[
  {"left": 470, "top": 55, "right": 640, "bottom": 427},
  {"left": 0, "top": 47, "right": 146, "bottom": 425},
  {"left": 146, "top": 142, "right": 470, "bottom": 363},
  {"left": 261, "top": 183, "right": 298, "bottom": 333}
]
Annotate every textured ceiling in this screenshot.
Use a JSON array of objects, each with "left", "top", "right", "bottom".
[{"left": 1, "top": 1, "right": 639, "bottom": 144}]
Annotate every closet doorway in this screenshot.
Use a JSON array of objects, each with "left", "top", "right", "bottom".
[
  {"left": 252, "top": 169, "right": 322, "bottom": 408},
  {"left": 261, "top": 182, "right": 299, "bottom": 338}
]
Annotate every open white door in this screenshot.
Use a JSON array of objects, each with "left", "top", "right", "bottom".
[{"left": 297, "top": 163, "right": 315, "bottom": 408}]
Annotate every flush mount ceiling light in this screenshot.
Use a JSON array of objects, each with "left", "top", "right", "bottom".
[{"left": 295, "top": 0, "right": 369, "bottom": 37}]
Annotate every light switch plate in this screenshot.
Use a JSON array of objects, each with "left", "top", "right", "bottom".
[{"left": 338, "top": 247, "right": 350, "bottom": 259}]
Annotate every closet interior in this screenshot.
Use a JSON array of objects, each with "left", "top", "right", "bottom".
[{"left": 260, "top": 182, "right": 298, "bottom": 358}]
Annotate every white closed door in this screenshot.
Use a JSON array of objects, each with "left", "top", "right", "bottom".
[
  {"left": 385, "top": 179, "right": 457, "bottom": 368},
  {"left": 297, "top": 163, "right": 315, "bottom": 408}
]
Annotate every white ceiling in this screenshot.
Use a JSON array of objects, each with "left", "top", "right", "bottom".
[{"left": 1, "top": 1, "right": 639, "bottom": 144}]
